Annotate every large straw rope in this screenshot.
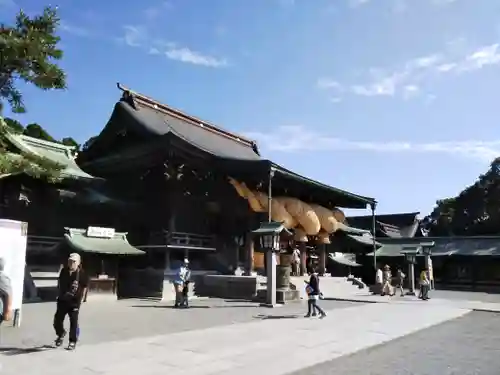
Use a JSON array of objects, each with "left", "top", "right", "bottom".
[
  {"left": 279, "top": 198, "right": 320, "bottom": 235},
  {"left": 310, "top": 204, "right": 339, "bottom": 233},
  {"left": 317, "top": 231, "right": 331, "bottom": 244},
  {"left": 228, "top": 178, "right": 265, "bottom": 212},
  {"left": 332, "top": 208, "right": 346, "bottom": 223},
  {"left": 253, "top": 192, "right": 296, "bottom": 229},
  {"left": 228, "top": 177, "right": 247, "bottom": 198}
]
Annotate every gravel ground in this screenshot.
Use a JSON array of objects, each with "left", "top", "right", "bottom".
[
  {"left": 288, "top": 311, "right": 500, "bottom": 375},
  {"left": 0, "top": 298, "right": 358, "bottom": 349}
]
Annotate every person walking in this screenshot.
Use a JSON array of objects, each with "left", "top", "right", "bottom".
[
  {"left": 304, "top": 267, "right": 327, "bottom": 319},
  {"left": 173, "top": 259, "right": 190, "bottom": 308},
  {"left": 374, "top": 265, "right": 383, "bottom": 295},
  {"left": 181, "top": 259, "right": 191, "bottom": 308},
  {"left": 292, "top": 247, "right": 300, "bottom": 276},
  {"left": 381, "top": 265, "right": 394, "bottom": 296},
  {"left": 53, "top": 253, "right": 88, "bottom": 350},
  {"left": 395, "top": 268, "right": 406, "bottom": 297},
  {"left": 0, "top": 258, "right": 12, "bottom": 325},
  {"left": 419, "top": 267, "right": 430, "bottom": 301}
]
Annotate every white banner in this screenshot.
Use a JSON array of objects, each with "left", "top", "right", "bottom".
[{"left": 0, "top": 219, "right": 28, "bottom": 311}]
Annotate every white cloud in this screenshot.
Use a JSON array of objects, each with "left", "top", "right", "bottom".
[
  {"left": 245, "top": 125, "right": 500, "bottom": 162},
  {"left": 123, "top": 25, "right": 148, "bottom": 47},
  {"left": 121, "top": 26, "right": 228, "bottom": 68},
  {"left": 319, "top": 43, "right": 500, "bottom": 101},
  {"left": 403, "top": 84, "right": 419, "bottom": 99},
  {"left": 165, "top": 48, "right": 228, "bottom": 67}
]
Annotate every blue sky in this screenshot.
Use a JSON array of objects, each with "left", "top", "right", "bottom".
[{"left": 2, "top": 0, "right": 500, "bottom": 216}]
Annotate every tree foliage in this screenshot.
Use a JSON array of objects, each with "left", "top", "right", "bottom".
[
  {"left": 61, "top": 137, "right": 80, "bottom": 151},
  {"left": 423, "top": 158, "right": 500, "bottom": 236},
  {"left": 0, "top": 6, "right": 67, "bottom": 181},
  {"left": 0, "top": 116, "right": 63, "bottom": 182},
  {"left": 23, "top": 122, "right": 55, "bottom": 141},
  {"left": 0, "top": 6, "right": 66, "bottom": 113}
]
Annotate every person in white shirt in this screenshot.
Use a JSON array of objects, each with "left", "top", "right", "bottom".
[
  {"left": 375, "top": 266, "right": 383, "bottom": 295},
  {"left": 292, "top": 247, "right": 301, "bottom": 276}
]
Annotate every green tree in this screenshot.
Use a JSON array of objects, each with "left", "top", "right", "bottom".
[
  {"left": 3, "top": 117, "right": 24, "bottom": 133},
  {"left": 0, "top": 6, "right": 66, "bottom": 113},
  {"left": 61, "top": 137, "right": 80, "bottom": 151},
  {"left": 424, "top": 157, "right": 500, "bottom": 236},
  {"left": 23, "top": 122, "right": 55, "bottom": 141},
  {"left": 0, "top": 116, "right": 63, "bottom": 181},
  {"left": 0, "top": 6, "right": 66, "bottom": 181}
]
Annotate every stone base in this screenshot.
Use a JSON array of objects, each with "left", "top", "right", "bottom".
[
  {"left": 254, "top": 288, "right": 301, "bottom": 304},
  {"left": 259, "top": 302, "right": 284, "bottom": 308}
]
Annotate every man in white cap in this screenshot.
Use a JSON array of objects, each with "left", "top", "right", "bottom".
[{"left": 53, "top": 253, "right": 88, "bottom": 350}]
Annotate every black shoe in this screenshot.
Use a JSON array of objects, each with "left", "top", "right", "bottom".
[
  {"left": 311, "top": 314, "right": 318, "bottom": 317},
  {"left": 304, "top": 314, "right": 311, "bottom": 318},
  {"left": 54, "top": 331, "right": 66, "bottom": 347},
  {"left": 67, "top": 342, "right": 76, "bottom": 351}
]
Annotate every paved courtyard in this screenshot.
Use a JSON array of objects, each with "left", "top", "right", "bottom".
[
  {"left": 0, "top": 298, "right": 358, "bottom": 348},
  {"left": 0, "top": 297, "right": 477, "bottom": 375},
  {"left": 290, "top": 311, "right": 500, "bottom": 375}
]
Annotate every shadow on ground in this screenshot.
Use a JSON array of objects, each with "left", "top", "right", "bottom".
[
  {"left": 130, "top": 304, "right": 257, "bottom": 309},
  {"left": 254, "top": 314, "right": 300, "bottom": 320},
  {"left": 0, "top": 345, "right": 54, "bottom": 356}
]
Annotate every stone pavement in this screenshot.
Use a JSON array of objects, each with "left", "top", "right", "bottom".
[
  {"left": 0, "top": 298, "right": 358, "bottom": 347},
  {"left": 290, "top": 310, "right": 500, "bottom": 375},
  {"left": 327, "top": 291, "right": 500, "bottom": 312},
  {"left": 0, "top": 302, "right": 470, "bottom": 375}
]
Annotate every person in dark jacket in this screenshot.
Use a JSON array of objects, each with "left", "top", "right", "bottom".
[
  {"left": 53, "top": 253, "right": 88, "bottom": 350},
  {"left": 304, "top": 268, "right": 327, "bottom": 318}
]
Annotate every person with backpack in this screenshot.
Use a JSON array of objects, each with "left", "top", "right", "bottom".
[
  {"left": 173, "top": 258, "right": 190, "bottom": 308},
  {"left": 53, "top": 253, "right": 88, "bottom": 350},
  {"left": 396, "top": 268, "right": 406, "bottom": 297},
  {"left": 304, "top": 266, "right": 327, "bottom": 319}
]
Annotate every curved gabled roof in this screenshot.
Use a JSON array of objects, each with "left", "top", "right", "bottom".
[
  {"left": 80, "top": 84, "right": 260, "bottom": 165},
  {"left": 5, "top": 132, "right": 94, "bottom": 179}
]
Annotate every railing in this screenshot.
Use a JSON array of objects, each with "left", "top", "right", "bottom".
[
  {"left": 137, "top": 230, "right": 216, "bottom": 251},
  {"left": 27, "top": 235, "right": 61, "bottom": 252}
]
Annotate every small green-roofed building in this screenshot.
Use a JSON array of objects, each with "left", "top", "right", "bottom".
[
  {"left": 55, "top": 227, "right": 146, "bottom": 301},
  {"left": 4, "top": 132, "right": 93, "bottom": 180}
]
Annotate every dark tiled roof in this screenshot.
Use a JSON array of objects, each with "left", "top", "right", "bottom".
[
  {"left": 80, "top": 84, "right": 260, "bottom": 166},
  {"left": 346, "top": 212, "right": 421, "bottom": 238},
  {"left": 347, "top": 212, "right": 420, "bottom": 228}
]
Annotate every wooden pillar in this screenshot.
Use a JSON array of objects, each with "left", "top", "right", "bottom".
[
  {"left": 319, "top": 244, "right": 327, "bottom": 276},
  {"left": 299, "top": 242, "right": 307, "bottom": 276},
  {"left": 245, "top": 232, "right": 254, "bottom": 275}
]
